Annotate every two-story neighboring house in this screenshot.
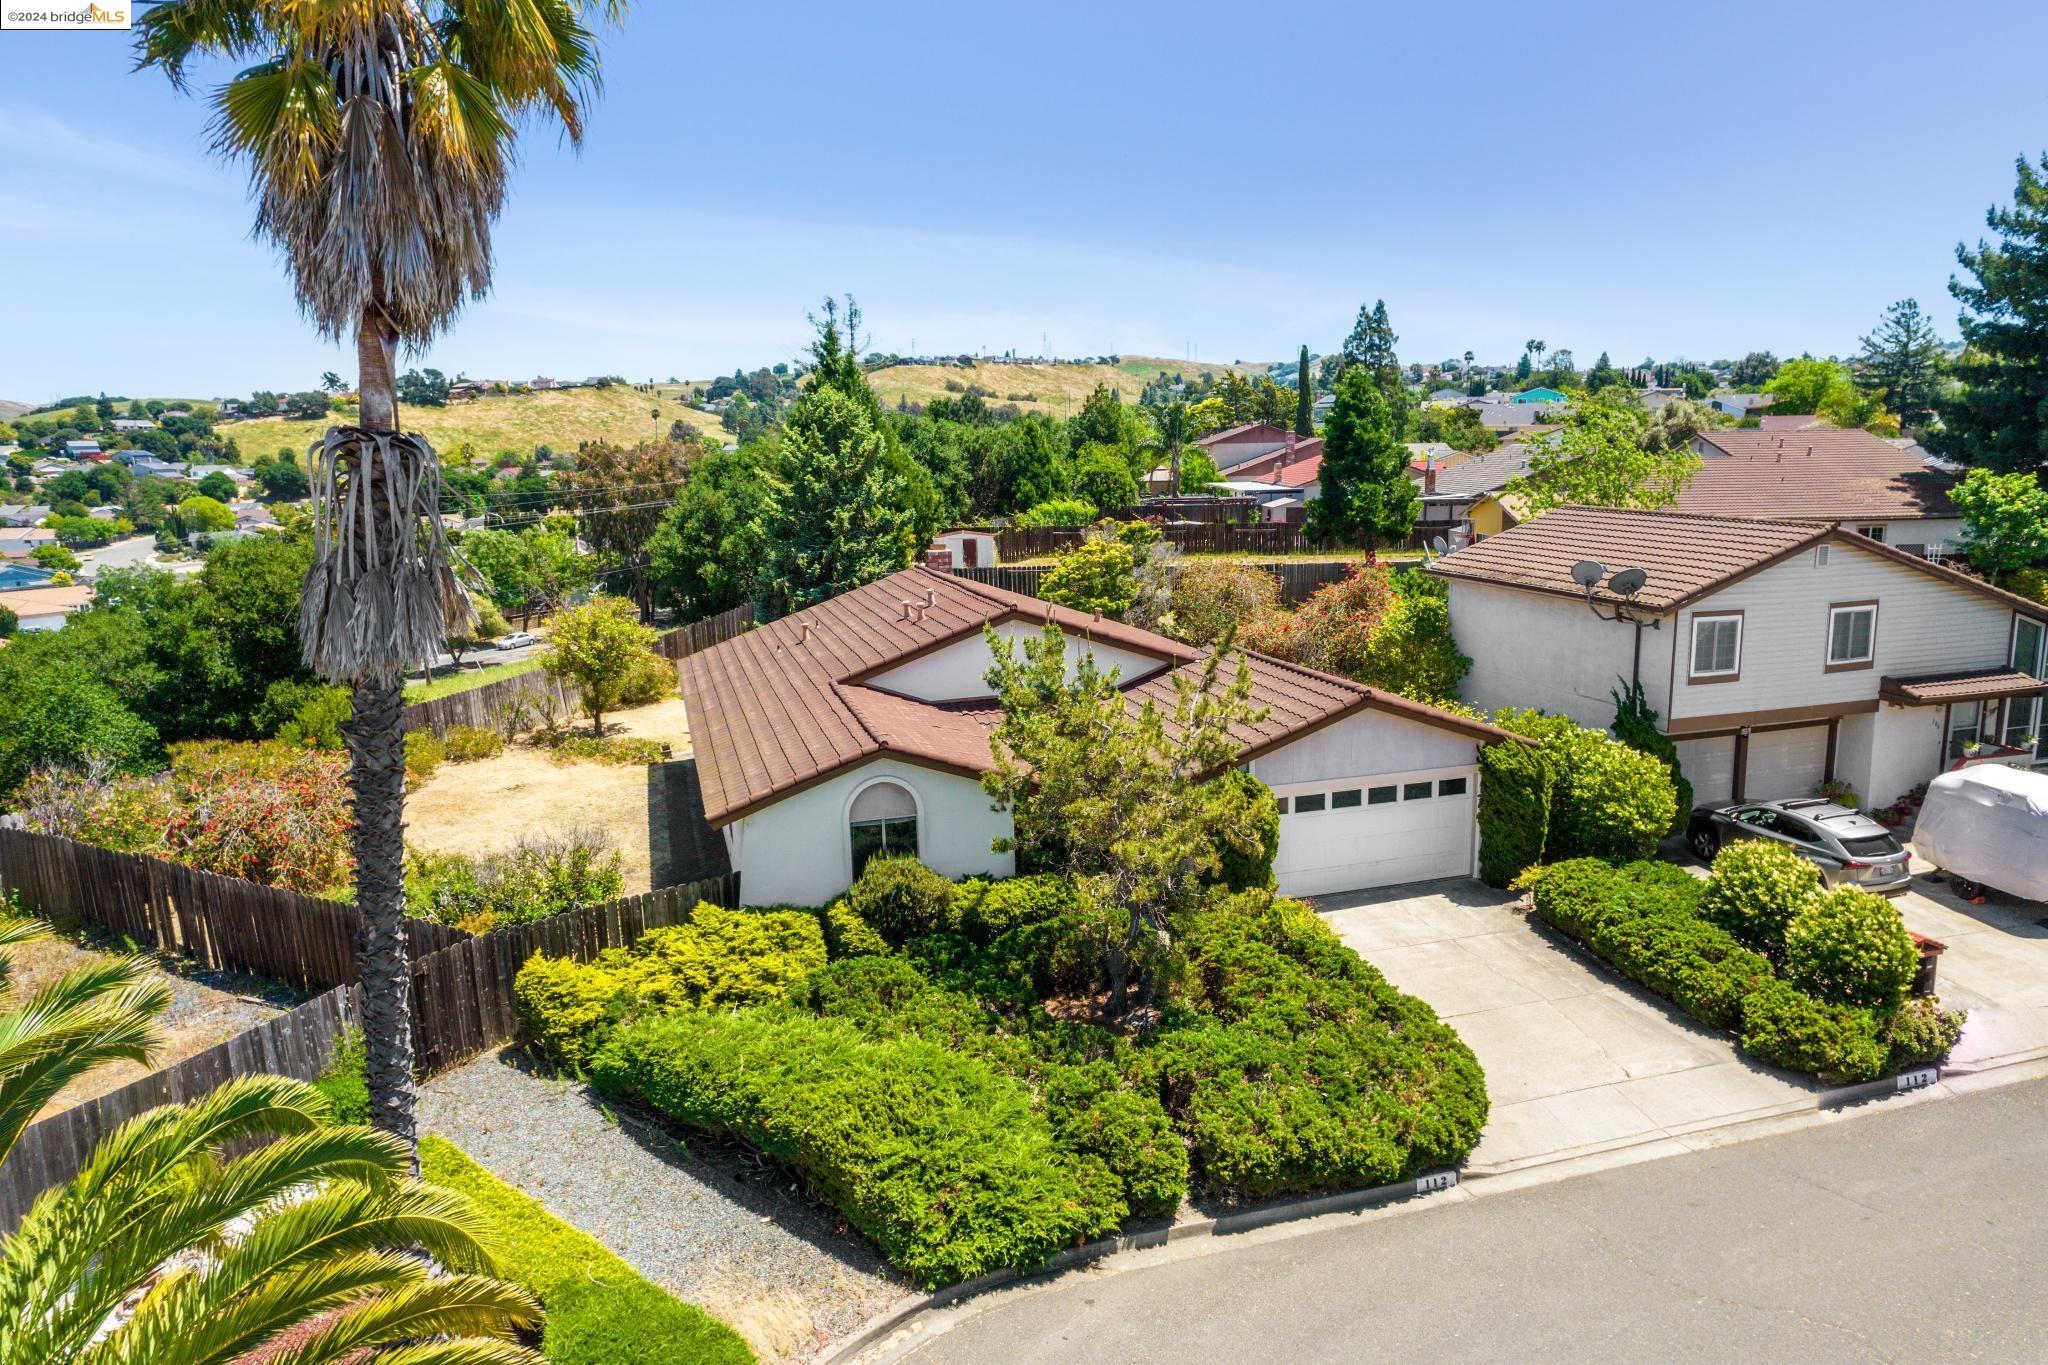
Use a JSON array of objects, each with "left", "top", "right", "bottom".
[
  {"left": 1430, "top": 506, "right": 2048, "bottom": 810},
  {"left": 1685, "top": 428, "right": 1963, "bottom": 554}
]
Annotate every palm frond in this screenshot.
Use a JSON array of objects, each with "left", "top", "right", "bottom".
[
  {"left": 242, "top": 1273, "right": 540, "bottom": 1365},
  {"left": 0, "top": 954, "right": 169, "bottom": 1163}
]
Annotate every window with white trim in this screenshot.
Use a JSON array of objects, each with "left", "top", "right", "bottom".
[
  {"left": 1827, "top": 604, "right": 1876, "bottom": 667},
  {"left": 1690, "top": 614, "right": 1742, "bottom": 679},
  {"left": 849, "top": 781, "right": 918, "bottom": 879}
]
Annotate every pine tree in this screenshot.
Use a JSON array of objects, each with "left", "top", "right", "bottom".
[
  {"left": 1340, "top": 299, "right": 1406, "bottom": 427},
  {"left": 1857, "top": 298, "right": 1945, "bottom": 429},
  {"left": 1307, "top": 366, "right": 1417, "bottom": 554},
  {"left": 1585, "top": 351, "right": 1620, "bottom": 392},
  {"left": 1937, "top": 156, "right": 2048, "bottom": 472},
  {"left": 1294, "top": 344, "right": 1314, "bottom": 437},
  {"left": 762, "top": 386, "right": 912, "bottom": 612}
]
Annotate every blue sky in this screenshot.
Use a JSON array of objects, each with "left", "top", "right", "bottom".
[{"left": 2, "top": 0, "right": 2045, "bottom": 401}]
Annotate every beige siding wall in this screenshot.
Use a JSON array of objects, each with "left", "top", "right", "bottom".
[
  {"left": 1668, "top": 543, "right": 2013, "bottom": 722},
  {"left": 1448, "top": 580, "right": 1674, "bottom": 730}
]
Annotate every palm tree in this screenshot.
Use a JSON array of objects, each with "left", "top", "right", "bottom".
[
  {"left": 1462, "top": 349, "right": 1474, "bottom": 374},
  {"left": 138, "top": 0, "right": 623, "bottom": 1161},
  {"left": 1149, "top": 400, "right": 1190, "bottom": 496},
  {"left": 0, "top": 917, "right": 537, "bottom": 1363}
]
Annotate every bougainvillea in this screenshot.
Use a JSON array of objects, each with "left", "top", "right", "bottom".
[{"left": 162, "top": 741, "right": 354, "bottom": 895}]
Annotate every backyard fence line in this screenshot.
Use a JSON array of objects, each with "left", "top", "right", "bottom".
[
  {"left": 952, "top": 558, "right": 1409, "bottom": 608},
  {"left": 402, "top": 599, "right": 755, "bottom": 738},
  {"left": 0, "top": 829, "right": 467, "bottom": 993},
  {"left": 0, "top": 984, "right": 361, "bottom": 1231},
  {"left": 993, "top": 522, "right": 1437, "bottom": 562}
]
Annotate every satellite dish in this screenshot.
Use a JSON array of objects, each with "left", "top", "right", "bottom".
[
  {"left": 1570, "top": 559, "right": 1606, "bottom": 588},
  {"left": 1609, "top": 567, "right": 1649, "bottom": 598},
  {"left": 1431, "top": 536, "right": 1449, "bottom": 556}
]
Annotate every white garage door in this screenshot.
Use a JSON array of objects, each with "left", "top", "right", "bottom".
[
  {"left": 1272, "top": 769, "right": 1476, "bottom": 897},
  {"left": 1675, "top": 736, "right": 1737, "bottom": 806},
  {"left": 1744, "top": 725, "right": 1830, "bottom": 801}
]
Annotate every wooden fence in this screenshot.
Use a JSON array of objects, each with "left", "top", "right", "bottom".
[
  {"left": 0, "top": 984, "right": 361, "bottom": 1229},
  {"left": 0, "top": 830, "right": 738, "bottom": 1226},
  {"left": 403, "top": 600, "right": 755, "bottom": 738},
  {"left": 953, "top": 558, "right": 1406, "bottom": 608},
  {"left": 0, "top": 830, "right": 466, "bottom": 994},
  {"left": 994, "top": 522, "right": 1436, "bottom": 562}
]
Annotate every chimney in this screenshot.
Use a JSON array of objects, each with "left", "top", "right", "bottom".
[
  {"left": 1424, "top": 458, "right": 1438, "bottom": 495},
  {"left": 925, "top": 541, "right": 953, "bottom": 572}
]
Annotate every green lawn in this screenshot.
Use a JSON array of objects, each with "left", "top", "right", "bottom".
[
  {"left": 405, "top": 657, "right": 540, "bottom": 704},
  {"left": 421, "top": 1135, "right": 753, "bottom": 1363}
]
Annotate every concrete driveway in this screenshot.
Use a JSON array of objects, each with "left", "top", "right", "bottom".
[
  {"left": 1892, "top": 861, "right": 2048, "bottom": 1073},
  {"left": 1318, "top": 880, "right": 1815, "bottom": 1175}
]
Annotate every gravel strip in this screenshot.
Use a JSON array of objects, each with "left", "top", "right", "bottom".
[{"left": 421, "top": 1046, "right": 911, "bottom": 1362}]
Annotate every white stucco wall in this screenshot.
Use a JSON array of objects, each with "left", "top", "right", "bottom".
[
  {"left": 935, "top": 530, "right": 996, "bottom": 567},
  {"left": 1667, "top": 542, "right": 2013, "bottom": 723},
  {"left": 865, "top": 619, "right": 1168, "bottom": 702},
  {"left": 1447, "top": 579, "right": 1673, "bottom": 730},
  {"left": 1245, "top": 707, "right": 1481, "bottom": 787},
  {"left": 727, "top": 757, "right": 1014, "bottom": 907}
]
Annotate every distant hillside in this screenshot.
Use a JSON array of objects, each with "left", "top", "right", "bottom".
[
  {"left": 856, "top": 355, "right": 1269, "bottom": 417},
  {"left": 0, "top": 400, "right": 34, "bottom": 421},
  {"left": 229, "top": 383, "right": 713, "bottom": 460}
]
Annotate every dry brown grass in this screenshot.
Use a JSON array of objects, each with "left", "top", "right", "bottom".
[
  {"left": 231, "top": 385, "right": 711, "bottom": 461},
  {"left": 857, "top": 354, "right": 1266, "bottom": 417},
  {"left": 11, "top": 934, "right": 285, "bottom": 1118},
  {"left": 404, "top": 697, "right": 693, "bottom": 895}
]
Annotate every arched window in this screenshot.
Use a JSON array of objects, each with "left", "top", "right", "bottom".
[{"left": 849, "top": 780, "right": 918, "bottom": 878}]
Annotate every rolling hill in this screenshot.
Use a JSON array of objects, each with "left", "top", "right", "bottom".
[
  {"left": 853, "top": 355, "right": 1269, "bottom": 418},
  {"left": 227, "top": 383, "right": 714, "bottom": 460}
]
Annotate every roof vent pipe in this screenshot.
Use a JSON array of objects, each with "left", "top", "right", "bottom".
[
  {"left": 924, "top": 587, "right": 937, "bottom": 608},
  {"left": 798, "top": 622, "right": 811, "bottom": 645},
  {"left": 899, "top": 600, "right": 913, "bottom": 621}
]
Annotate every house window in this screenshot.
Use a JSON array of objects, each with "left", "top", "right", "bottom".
[
  {"left": 1403, "top": 781, "right": 1434, "bottom": 801},
  {"left": 1947, "top": 702, "right": 1981, "bottom": 762},
  {"left": 1826, "top": 603, "right": 1877, "bottom": 669},
  {"left": 1438, "top": 776, "right": 1469, "bottom": 797},
  {"left": 1857, "top": 525, "right": 1886, "bottom": 543},
  {"left": 1295, "top": 792, "right": 1327, "bottom": 813},
  {"left": 2013, "top": 616, "right": 2046, "bottom": 679},
  {"left": 1689, "top": 613, "right": 1742, "bottom": 681},
  {"left": 1367, "top": 785, "right": 1397, "bottom": 805},
  {"left": 2002, "top": 696, "right": 2041, "bottom": 752},
  {"left": 849, "top": 781, "right": 918, "bottom": 879},
  {"left": 1331, "top": 789, "right": 1362, "bottom": 809}
]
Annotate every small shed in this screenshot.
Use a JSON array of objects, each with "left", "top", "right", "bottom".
[{"left": 933, "top": 527, "right": 998, "bottom": 569}]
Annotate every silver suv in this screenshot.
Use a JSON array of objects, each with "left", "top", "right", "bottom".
[{"left": 1687, "top": 798, "right": 1912, "bottom": 895}]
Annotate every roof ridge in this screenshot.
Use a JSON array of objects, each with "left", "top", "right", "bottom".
[{"left": 1550, "top": 503, "right": 1833, "bottom": 533}]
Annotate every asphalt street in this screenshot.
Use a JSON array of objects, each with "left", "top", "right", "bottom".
[{"left": 902, "top": 1078, "right": 2048, "bottom": 1364}]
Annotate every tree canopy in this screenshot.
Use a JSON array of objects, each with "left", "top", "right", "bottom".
[{"left": 1935, "top": 154, "right": 2048, "bottom": 473}]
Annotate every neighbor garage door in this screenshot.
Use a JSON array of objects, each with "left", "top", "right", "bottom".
[
  {"left": 1272, "top": 769, "right": 1476, "bottom": 897},
  {"left": 1675, "top": 735, "right": 1737, "bottom": 806},
  {"left": 1743, "top": 725, "right": 1831, "bottom": 801}
]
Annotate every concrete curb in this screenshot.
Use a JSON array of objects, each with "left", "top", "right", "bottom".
[{"left": 812, "top": 1169, "right": 1454, "bottom": 1365}]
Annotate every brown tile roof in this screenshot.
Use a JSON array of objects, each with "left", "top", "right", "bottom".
[
  {"left": 1427, "top": 506, "right": 1827, "bottom": 610},
  {"left": 1686, "top": 428, "right": 1957, "bottom": 522},
  {"left": 680, "top": 566, "right": 1511, "bottom": 824},
  {"left": 1880, "top": 669, "right": 2048, "bottom": 705},
  {"left": 1196, "top": 421, "right": 1292, "bottom": 447}
]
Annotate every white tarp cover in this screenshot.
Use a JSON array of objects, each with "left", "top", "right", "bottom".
[{"left": 1914, "top": 764, "right": 2048, "bottom": 901}]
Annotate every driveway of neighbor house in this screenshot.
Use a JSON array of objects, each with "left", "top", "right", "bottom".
[
  {"left": 1890, "top": 855, "right": 2048, "bottom": 1073},
  {"left": 1318, "top": 881, "right": 1817, "bottom": 1175}
]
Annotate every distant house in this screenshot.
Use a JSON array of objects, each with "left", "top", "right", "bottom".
[
  {"left": 531, "top": 376, "right": 559, "bottom": 390},
  {"left": 109, "top": 418, "right": 156, "bottom": 432},
  {"left": 1413, "top": 444, "right": 1541, "bottom": 530},
  {"left": 88, "top": 506, "right": 123, "bottom": 521},
  {"left": 1711, "top": 392, "right": 1774, "bottom": 419},
  {"left": 0, "top": 583, "right": 94, "bottom": 631},
  {"left": 1427, "top": 388, "right": 1469, "bottom": 404},
  {"left": 0, "top": 562, "right": 54, "bottom": 590},
  {"left": 64, "top": 440, "right": 102, "bottom": 458},
  {"left": 1476, "top": 403, "right": 1557, "bottom": 430},
  {"left": 930, "top": 528, "right": 998, "bottom": 569},
  {"left": 1638, "top": 386, "right": 1686, "bottom": 411},
  {"left": 1684, "top": 428, "right": 1963, "bottom": 553},
  {"left": 0, "top": 505, "right": 51, "bottom": 528},
  {"left": 0, "top": 528, "right": 58, "bottom": 560},
  {"left": 1758, "top": 413, "right": 1828, "bottom": 433},
  {"left": 129, "top": 457, "right": 186, "bottom": 480},
  {"left": 1195, "top": 421, "right": 1299, "bottom": 473},
  {"left": 1512, "top": 387, "right": 1567, "bottom": 405}
]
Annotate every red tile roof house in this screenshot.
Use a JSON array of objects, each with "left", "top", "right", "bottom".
[
  {"left": 678, "top": 567, "right": 1515, "bottom": 906},
  {"left": 1685, "top": 427, "right": 1964, "bottom": 555},
  {"left": 1429, "top": 506, "right": 2048, "bottom": 814},
  {"left": 1196, "top": 422, "right": 1306, "bottom": 474}
]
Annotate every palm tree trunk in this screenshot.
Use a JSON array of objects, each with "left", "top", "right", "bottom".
[
  {"left": 349, "top": 301, "right": 418, "bottom": 1170},
  {"left": 344, "top": 678, "right": 418, "bottom": 1169}
]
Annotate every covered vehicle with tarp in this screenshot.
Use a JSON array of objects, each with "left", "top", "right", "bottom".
[{"left": 1913, "top": 764, "right": 2048, "bottom": 901}]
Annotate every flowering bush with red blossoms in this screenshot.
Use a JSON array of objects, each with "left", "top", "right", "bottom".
[{"left": 161, "top": 741, "right": 354, "bottom": 896}]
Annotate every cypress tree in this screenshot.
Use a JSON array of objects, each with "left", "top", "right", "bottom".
[
  {"left": 1858, "top": 298, "right": 1945, "bottom": 429},
  {"left": 1294, "top": 344, "right": 1314, "bottom": 436},
  {"left": 1936, "top": 155, "right": 2048, "bottom": 472},
  {"left": 1307, "top": 366, "right": 1417, "bottom": 555}
]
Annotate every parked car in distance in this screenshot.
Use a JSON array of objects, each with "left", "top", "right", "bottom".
[
  {"left": 495, "top": 631, "right": 541, "bottom": 650},
  {"left": 1688, "top": 797, "right": 1912, "bottom": 894}
]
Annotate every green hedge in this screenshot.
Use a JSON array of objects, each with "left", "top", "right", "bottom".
[
  {"left": 1477, "top": 740, "right": 1554, "bottom": 887},
  {"left": 1696, "top": 840, "right": 1823, "bottom": 958},
  {"left": 588, "top": 1010, "right": 1123, "bottom": 1287},
  {"left": 1526, "top": 859, "right": 1961, "bottom": 1084},
  {"left": 1492, "top": 710, "right": 1675, "bottom": 864},
  {"left": 420, "top": 1135, "right": 752, "bottom": 1364},
  {"left": 1209, "top": 767, "right": 1280, "bottom": 891}
]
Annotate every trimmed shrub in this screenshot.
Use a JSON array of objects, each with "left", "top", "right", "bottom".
[
  {"left": 1611, "top": 680, "right": 1693, "bottom": 835},
  {"left": 844, "top": 856, "right": 957, "bottom": 944},
  {"left": 1783, "top": 887, "right": 1919, "bottom": 1012},
  {"left": 818, "top": 899, "right": 890, "bottom": 958},
  {"left": 955, "top": 873, "right": 1080, "bottom": 942},
  {"left": 1039, "top": 1062, "right": 1188, "bottom": 1218},
  {"left": 1697, "top": 840, "right": 1823, "bottom": 958},
  {"left": 1738, "top": 979, "right": 1888, "bottom": 1084},
  {"left": 514, "top": 953, "right": 627, "bottom": 1069},
  {"left": 589, "top": 1010, "right": 1123, "bottom": 1287},
  {"left": 404, "top": 729, "right": 445, "bottom": 785},
  {"left": 1492, "top": 710, "right": 1674, "bottom": 864},
  {"left": 420, "top": 1135, "right": 752, "bottom": 1364},
  {"left": 443, "top": 724, "right": 506, "bottom": 762},
  {"left": 618, "top": 649, "right": 676, "bottom": 706},
  {"left": 1209, "top": 768, "right": 1280, "bottom": 892},
  {"left": 1880, "top": 997, "right": 1967, "bottom": 1070},
  {"left": 1477, "top": 739, "right": 1553, "bottom": 887},
  {"left": 1522, "top": 857, "right": 1621, "bottom": 940},
  {"left": 1586, "top": 904, "right": 1775, "bottom": 1032}
]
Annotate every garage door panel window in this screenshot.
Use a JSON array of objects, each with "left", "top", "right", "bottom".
[
  {"left": 1438, "top": 776, "right": 1468, "bottom": 796},
  {"left": 1368, "top": 785, "right": 1397, "bottom": 805},
  {"left": 1331, "top": 789, "right": 1362, "bottom": 809},
  {"left": 1689, "top": 613, "right": 1742, "bottom": 682},
  {"left": 1295, "top": 792, "right": 1327, "bottom": 813},
  {"left": 1825, "top": 602, "right": 1877, "bottom": 671},
  {"left": 1402, "top": 781, "right": 1434, "bottom": 801},
  {"left": 1275, "top": 796, "right": 1290, "bottom": 814}
]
